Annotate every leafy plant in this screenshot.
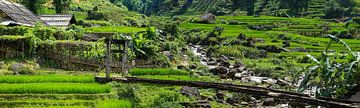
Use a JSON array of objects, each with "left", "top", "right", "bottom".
[{"left": 299, "top": 34, "right": 360, "bottom": 97}]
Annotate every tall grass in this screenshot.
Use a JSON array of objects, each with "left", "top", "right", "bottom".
[
  {"left": 129, "top": 68, "right": 189, "bottom": 76},
  {"left": 0, "top": 83, "right": 111, "bottom": 94},
  {"left": 0, "top": 75, "right": 94, "bottom": 83}
]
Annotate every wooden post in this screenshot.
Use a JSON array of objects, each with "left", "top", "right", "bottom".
[
  {"left": 121, "top": 41, "right": 128, "bottom": 76},
  {"left": 105, "top": 38, "right": 112, "bottom": 79}
]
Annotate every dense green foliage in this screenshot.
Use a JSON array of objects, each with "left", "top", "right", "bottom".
[{"left": 299, "top": 35, "right": 360, "bottom": 97}]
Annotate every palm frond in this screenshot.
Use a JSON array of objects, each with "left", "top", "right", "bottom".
[{"left": 306, "top": 54, "right": 320, "bottom": 64}]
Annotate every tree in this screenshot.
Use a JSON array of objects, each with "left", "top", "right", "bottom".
[
  {"left": 53, "top": 0, "right": 71, "bottom": 14},
  {"left": 21, "top": 0, "right": 46, "bottom": 14}
]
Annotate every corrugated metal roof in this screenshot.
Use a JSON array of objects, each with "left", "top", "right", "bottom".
[
  {"left": 39, "top": 14, "right": 75, "bottom": 27},
  {"left": 0, "top": 0, "right": 45, "bottom": 26}
]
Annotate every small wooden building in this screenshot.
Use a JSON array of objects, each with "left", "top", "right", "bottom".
[
  {"left": 39, "top": 14, "right": 76, "bottom": 27},
  {"left": 0, "top": 0, "right": 45, "bottom": 26}
]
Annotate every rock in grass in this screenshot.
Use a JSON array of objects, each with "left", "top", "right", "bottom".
[
  {"left": 189, "top": 64, "right": 197, "bottom": 69},
  {"left": 292, "top": 47, "right": 308, "bottom": 52},
  {"left": 177, "top": 65, "right": 186, "bottom": 70},
  {"left": 180, "top": 86, "right": 200, "bottom": 98},
  {"left": 262, "top": 98, "right": 281, "bottom": 106}
]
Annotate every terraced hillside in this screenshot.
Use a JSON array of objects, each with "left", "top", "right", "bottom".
[
  {"left": 307, "top": 0, "right": 327, "bottom": 18},
  {"left": 181, "top": 15, "right": 360, "bottom": 80}
]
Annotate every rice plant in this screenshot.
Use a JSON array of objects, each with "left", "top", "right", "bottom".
[
  {"left": 97, "top": 99, "right": 132, "bottom": 108},
  {"left": 0, "top": 83, "right": 111, "bottom": 94},
  {"left": 129, "top": 68, "right": 189, "bottom": 76},
  {"left": 299, "top": 34, "right": 360, "bottom": 97},
  {"left": 0, "top": 75, "right": 94, "bottom": 83}
]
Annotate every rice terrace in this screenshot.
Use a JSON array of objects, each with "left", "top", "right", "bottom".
[{"left": 2, "top": 0, "right": 360, "bottom": 107}]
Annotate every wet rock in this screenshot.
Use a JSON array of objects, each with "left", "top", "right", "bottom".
[
  {"left": 196, "top": 100, "right": 211, "bottom": 108},
  {"left": 234, "top": 73, "right": 243, "bottom": 79},
  {"left": 180, "top": 86, "right": 200, "bottom": 98},
  {"left": 210, "top": 66, "right": 229, "bottom": 75},
  {"left": 250, "top": 97, "right": 257, "bottom": 101},
  {"left": 233, "top": 61, "right": 244, "bottom": 68},
  {"left": 215, "top": 92, "right": 225, "bottom": 101},
  {"left": 250, "top": 77, "right": 267, "bottom": 83},
  {"left": 207, "top": 61, "right": 217, "bottom": 65},
  {"left": 228, "top": 57, "right": 236, "bottom": 60},
  {"left": 292, "top": 47, "right": 308, "bottom": 52},
  {"left": 220, "top": 61, "right": 231, "bottom": 68},
  {"left": 289, "top": 101, "right": 306, "bottom": 108},
  {"left": 189, "top": 64, "right": 198, "bottom": 69},
  {"left": 201, "top": 58, "right": 208, "bottom": 62},
  {"left": 263, "top": 79, "right": 277, "bottom": 85},
  {"left": 177, "top": 65, "right": 186, "bottom": 70},
  {"left": 240, "top": 102, "right": 249, "bottom": 105},
  {"left": 263, "top": 98, "right": 281, "bottom": 106},
  {"left": 220, "top": 55, "right": 229, "bottom": 60},
  {"left": 226, "top": 97, "right": 238, "bottom": 105},
  {"left": 277, "top": 79, "right": 293, "bottom": 86},
  {"left": 226, "top": 69, "right": 238, "bottom": 78}
]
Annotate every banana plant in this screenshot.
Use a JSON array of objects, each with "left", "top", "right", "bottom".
[{"left": 299, "top": 34, "right": 360, "bottom": 97}]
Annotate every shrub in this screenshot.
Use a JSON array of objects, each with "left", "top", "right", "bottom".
[
  {"left": 151, "top": 91, "right": 182, "bottom": 108},
  {"left": 0, "top": 26, "right": 29, "bottom": 35},
  {"left": 8, "top": 63, "right": 35, "bottom": 75}
]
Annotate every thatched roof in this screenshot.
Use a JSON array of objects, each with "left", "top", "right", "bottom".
[
  {"left": 39, "top": 14, "right": 76, "bottom": 27},
  {"left": 0, "top": 0, "right": 45, "bottom": 26}
]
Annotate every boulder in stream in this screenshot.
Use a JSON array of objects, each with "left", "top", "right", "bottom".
[{"left": 210, "top": 66, "right": 229, "bottom": 75}]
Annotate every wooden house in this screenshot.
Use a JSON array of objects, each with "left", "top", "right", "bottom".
[{"left": 0, "top": 0, "right": 45, "bottom": 26}]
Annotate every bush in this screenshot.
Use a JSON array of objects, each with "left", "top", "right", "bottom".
[
  {"left": 0, "top": 26, "right": 29, "bottom": 35},
  {"left": 151, "top": 91, "right": 182, "bottom": 108},
  {"left": 8, "top": 63, "right": 35, "bottom": 75}
]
